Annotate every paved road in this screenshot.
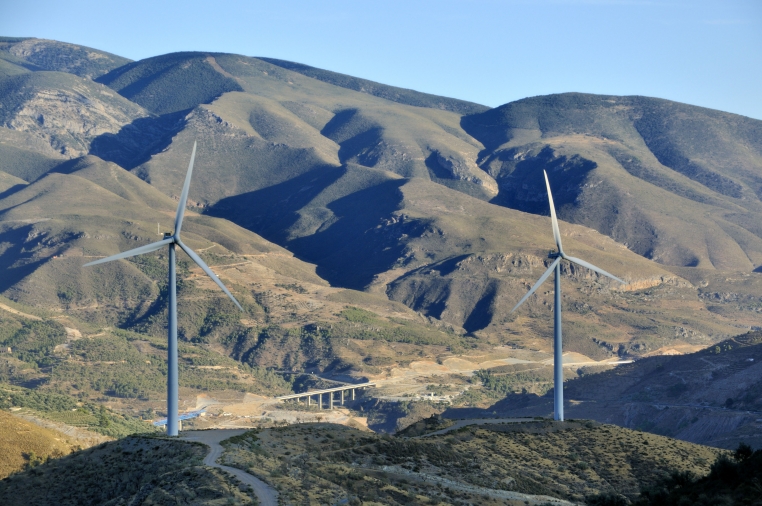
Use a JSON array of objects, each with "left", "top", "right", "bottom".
[
  {"left": 421, "top": 417, "right": 538, "bottom": 437},
  {"left": 181, "top": 429, "right": 279, "bottom": 506}
]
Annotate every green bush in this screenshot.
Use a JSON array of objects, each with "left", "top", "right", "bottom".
[{"left": 636, "top": 444, "right": 762, "bottom": 505}]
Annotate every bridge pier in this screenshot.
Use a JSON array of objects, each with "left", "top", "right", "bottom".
[{"left": 275, "top": 382, "right": 376, "bottom": 410}]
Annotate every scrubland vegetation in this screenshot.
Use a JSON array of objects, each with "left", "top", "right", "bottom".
[
  {"left": 219, "top": 420, "right": 725, "bottom": 505},
  {"left": 0, "top": 435, "right": 255, "bottom": 505}
]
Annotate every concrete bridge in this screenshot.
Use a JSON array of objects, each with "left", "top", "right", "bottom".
[{"left": 276, "top": 382, "right": 377, "bottom": 409}]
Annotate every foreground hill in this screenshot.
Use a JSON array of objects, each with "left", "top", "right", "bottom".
[
  {"left": 0, "top": 435, "right": 254, "bottom": 505},
  {"left": 0, "top": 421, "right": 725, "bottom": 505},
  {"left": 220, "top": 421, "right": 724, "bottom": 505},
  {"left": 0, "top": 410, "right": 75, "bottom": 479}
]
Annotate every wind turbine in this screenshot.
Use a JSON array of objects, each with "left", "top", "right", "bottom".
[
  {"left": 84, "top": 142, "right": 242, "bottom": 436},
  {"left": 511, "top": 170, "right": 623, "bottom": 421}
]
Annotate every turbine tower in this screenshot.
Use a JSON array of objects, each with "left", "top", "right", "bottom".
[
  {"left": 84, "top": 142, "right": 242, "bottom": 436},
  {"left": 511, "top": 170, "right": 623, "bottom": 421}
]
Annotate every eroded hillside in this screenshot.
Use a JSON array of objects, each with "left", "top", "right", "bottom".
[{"left": 1, "top": 38, "right": 762, "bottom": 453}]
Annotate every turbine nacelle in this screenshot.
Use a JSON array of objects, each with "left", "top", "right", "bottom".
[
  {"left": 83, "top": 140, "right": 243, "bottom": 311},
  {"left": 511, "top": 170, "right": 623, "bottom": 314}
]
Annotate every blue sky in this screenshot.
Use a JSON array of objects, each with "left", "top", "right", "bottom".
[{"left": 2, "top": 0, "right": 761, "bottom": 119}]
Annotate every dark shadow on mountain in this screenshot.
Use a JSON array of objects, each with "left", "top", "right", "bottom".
[
  {"left": 207, "top": 166, "right": 410, "bottom": 289},
  {"left": 286, "top": 179, "right": 411, "bottom": 288},
  {"left": 432, "top": 254, "right": 471, "bottom": 277},
  {"left": 96, "top": 52, "right": 244, "bottom": 116},
  {"left": 441, "top": 392, "right": 551, "bottom": 420},
  {"left": 206, "top": 165, "right": 346, "bottom": 242},
  {"left": 423, "top": 153, "right": 493, "bottom": 201},
  {"left": 0, "top": 183, "right": 28, "bottom": 201},
  {"left": 320, "top": 109, "right": 385, "bottom": 166},
  {"left": 463, "top": 280, "right": 498, "bottom": 333},
  {"left": 89, "top": 110, "right": 188, "bottom": 170},
  {"left": 0, "top": 225, "right": 54, "bottom": 295},
  {"left": 424, "top": 151, "right": 455, "bottom": 180},
  {"left": 385, "top": 266, "right": 452, "bottom": 320},
  {"left": 487, "top": 146, "right": 597, "bottom": 216},
  {"left": 47, "top": 156, "right": 93, "bottom": 175}
]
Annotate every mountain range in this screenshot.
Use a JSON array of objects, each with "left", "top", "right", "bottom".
[
  {"left": 3, "top": 37, "right": 762, "bottom": 344},
  {"left": 1, "top": 36, "right": 762, "bottom": 451}
]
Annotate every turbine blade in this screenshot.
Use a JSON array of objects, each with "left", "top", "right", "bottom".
[
  {"left": 511, "top": 257, "right": 561, "bottom": 312},
  {"left": 83, "top": 238, "right": 173, "bottom": 267},
  {"left": 176, "top": 239, "right": 243, "bottom": 311},
  {"left": 544, "top": 170, "right": 564, "bottom": 254},
  {"left": 565, "top": 255, "right": 624, "bottom": 283},
  {"left": 174, "top": 141, "right": 197, "bottom": 236}
]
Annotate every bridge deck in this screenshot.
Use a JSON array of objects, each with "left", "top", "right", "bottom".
[{"left": 276, "top": 382, "right": 376, "bottom": 400}]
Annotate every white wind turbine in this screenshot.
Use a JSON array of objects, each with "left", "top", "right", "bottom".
[
  {"left": 84, "top": 142, "right": 242, "bottom": 435},
  {"left": 511, "top": 170, "right": 623, "bottom": 421}
]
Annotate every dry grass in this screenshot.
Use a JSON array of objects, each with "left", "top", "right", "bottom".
[
  {"left": 0, "top": 435, "right": 255, "bottom": 505},
  {"left": 220, "top": 420, "right": 725, "bottom": 505},
  {"left": 0, "top": 410, "right": 75, "bottom": 478}
]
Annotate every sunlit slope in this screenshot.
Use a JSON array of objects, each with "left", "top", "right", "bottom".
[
  {"left": 2, "top": 41, "right": 762, "bottom": 360},
  {"left": 0, "top": 155, "right": 326, "bottom": 317},
  {"left": 0, "top": 154, "right": 455, "bottom": 377},
  {"left": 94, "top": 52, "right": 496, "bottom": 203},
  {"left": 0, "top": 69, "right": 149, "bottom": 164},
  {"left": 463, "top": 93, "right": 762, "bottom": 271},
  {"left": 259, "top": 57, "right": 489, "bottom": 115},
  {"left": 386, "top": 179, "right": 746, "bottom": 351},
  {"left": 210, "top": 163, "right": 748, "bottom": 355},
  {"left": 0, "top": 410, "right": 74, "bottom": 479},
  {"left": 0, "top": 37, "right": 131, "bottom": 79}
]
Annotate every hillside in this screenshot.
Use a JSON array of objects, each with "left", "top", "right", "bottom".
[
  {"left": 450, "top": 330, "right": 762, "bottom": 450},
  {"left": 0, "top": 37, "right": 131, "bottom": 79},
  {"left": 219, "top": 421, "right": 725, "bottom": 505},
  {"left": 0, "top": 435, "right": 255, "bottom": 505},
  {"left": 0, "top": 157, "right": 479, "bottom": 421},
  {"left": 1, "top": 36, "right": 762, "bottom": 453},
  {"left": 0, "top": 410, "right": 75, "bottom": 479},
  {"left": 463, "top": 93, "right": 762, "bottom": 271},
  {"left": 259, "top": 57, "right": 489, "bottom": 115}
]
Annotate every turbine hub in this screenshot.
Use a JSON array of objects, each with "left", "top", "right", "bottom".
[{"left": 548, "top": 250, "right": 561, "bottom": 259}]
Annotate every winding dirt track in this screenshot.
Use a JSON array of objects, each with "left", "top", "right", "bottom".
[{"left": 180, "top": 429, "right": 278, "bottom": 506}]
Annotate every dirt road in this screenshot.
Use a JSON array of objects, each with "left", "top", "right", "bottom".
[{"left": 180, "top": 429, "right": 278, "bottom": 506}]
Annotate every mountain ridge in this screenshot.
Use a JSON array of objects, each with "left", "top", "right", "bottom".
[
  {"left": 2, "top": 38, "right": 762, "bottom": 349},
  {"left": 1, "top": 37, "right": 762, "bottom": 461}
]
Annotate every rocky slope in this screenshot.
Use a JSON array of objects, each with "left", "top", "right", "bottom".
[{"left": 1, "top": 38, "right": 762, "bottom": 453}]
